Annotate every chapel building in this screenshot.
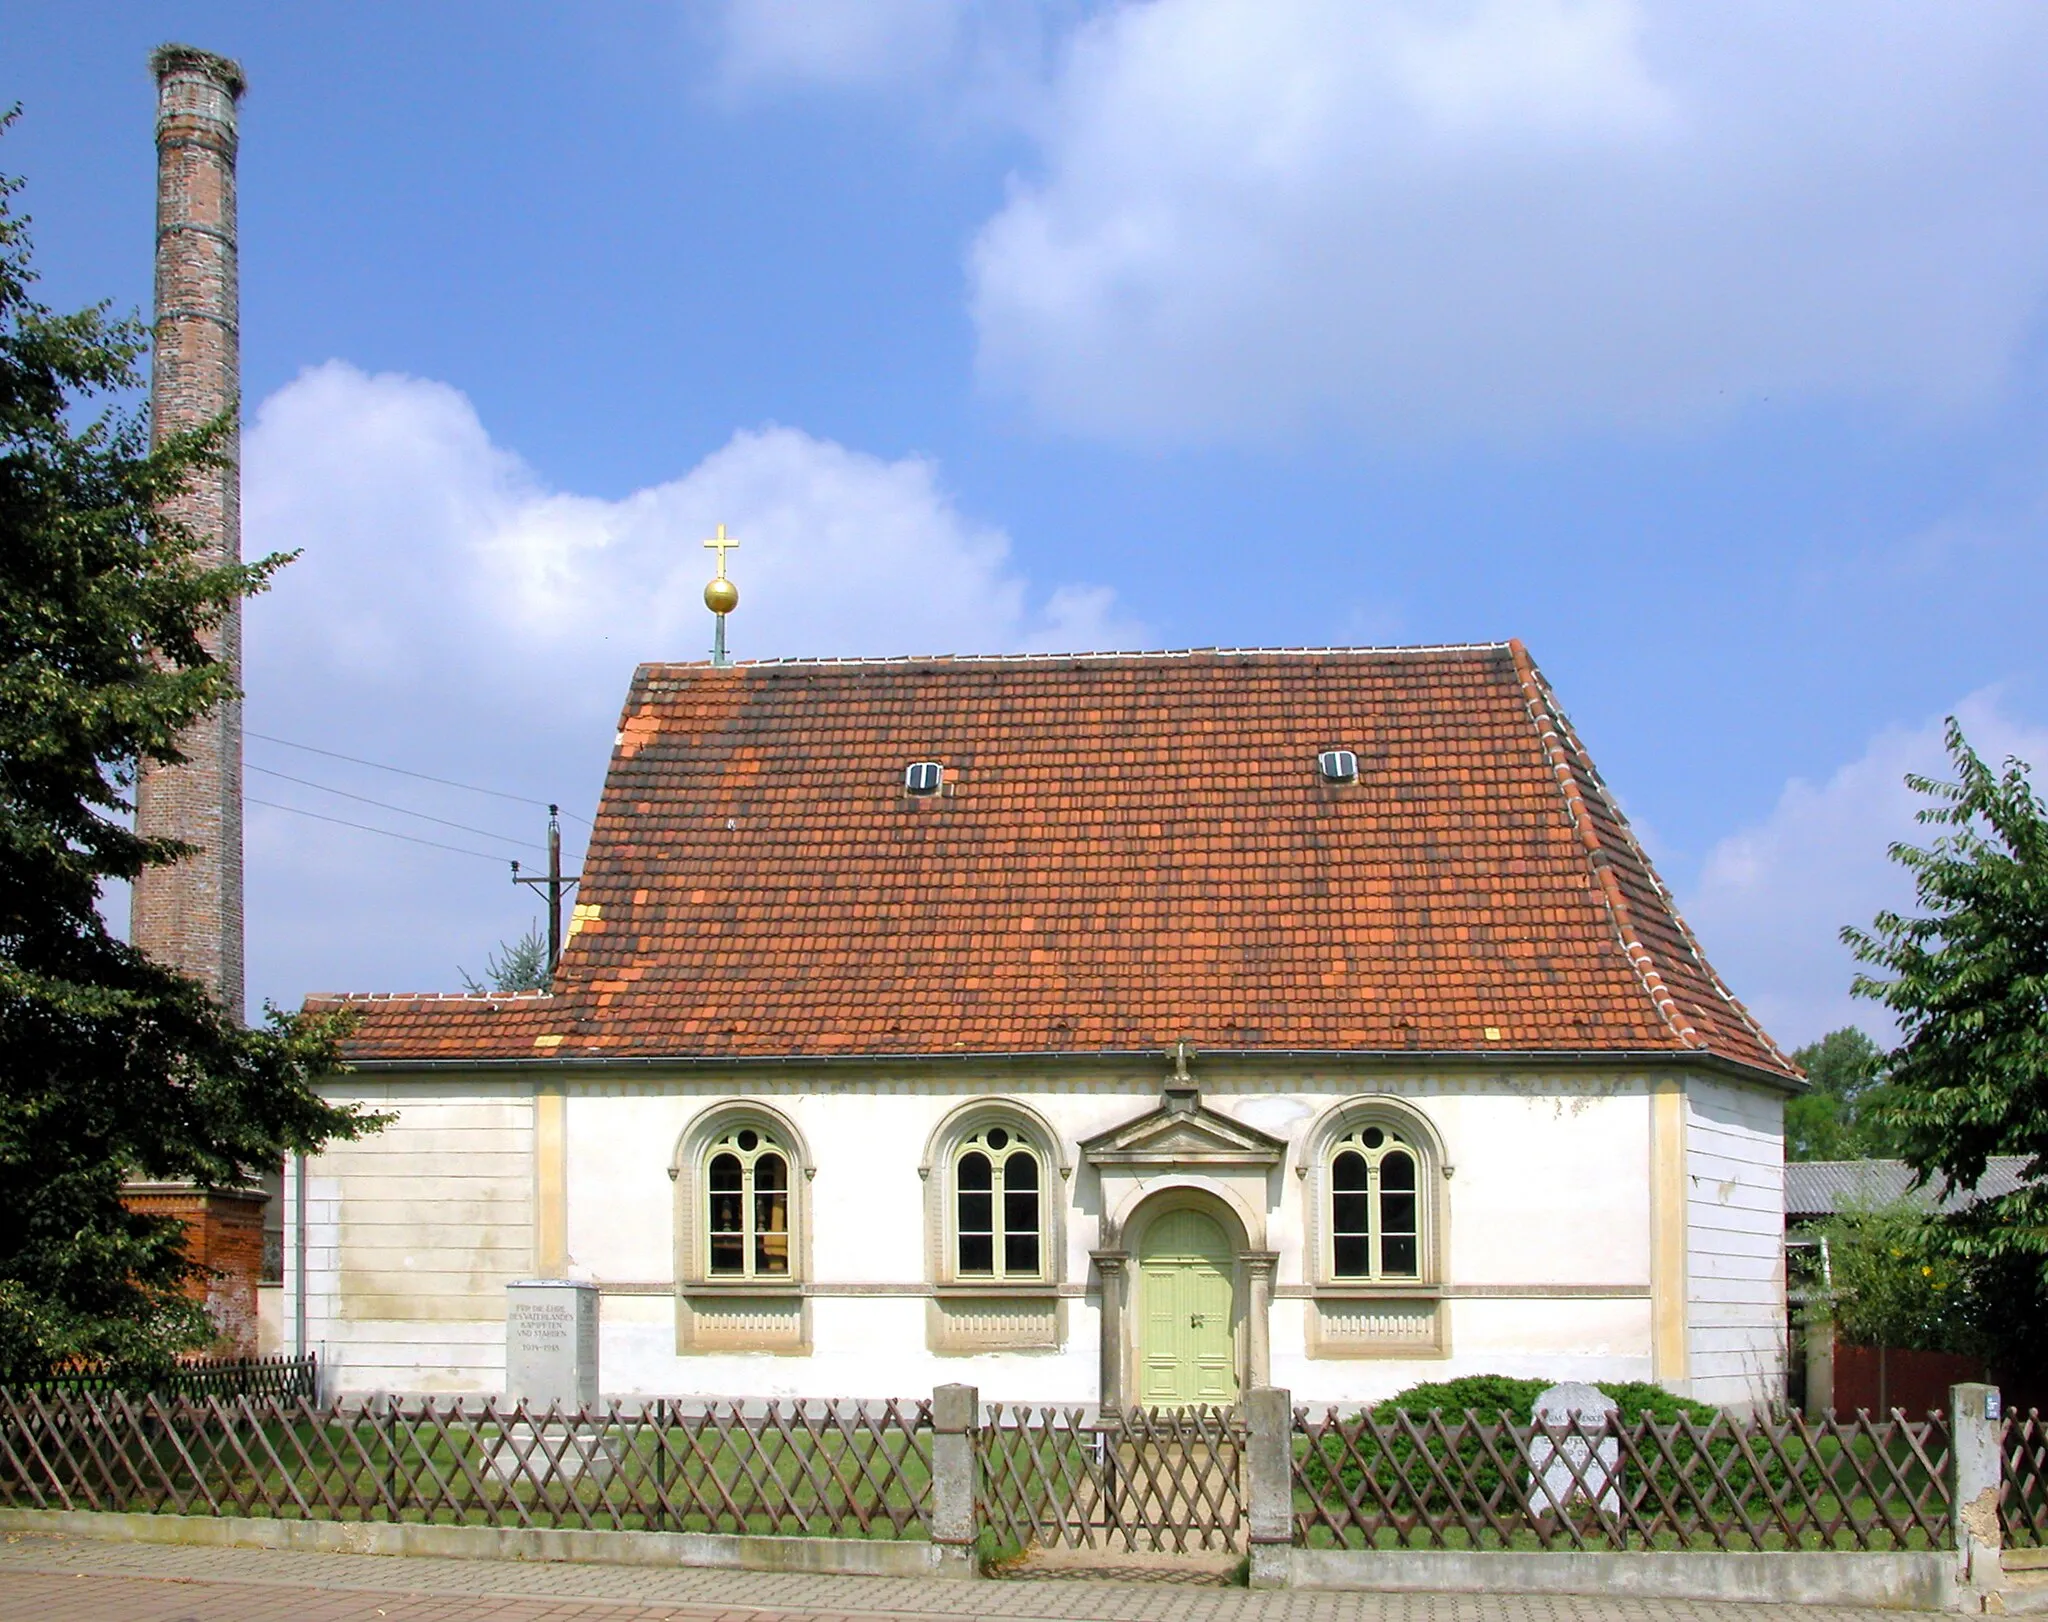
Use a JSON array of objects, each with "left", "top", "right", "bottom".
[{"left": 296, "top": 642, "right": 1799, "bottom": 1411}]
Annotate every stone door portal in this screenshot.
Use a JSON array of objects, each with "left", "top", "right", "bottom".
[{"left": 1138, "top": 1209, "right": 1239, "bottom": 1406}]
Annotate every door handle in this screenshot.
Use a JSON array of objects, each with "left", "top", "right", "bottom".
[{"left": 1189, "top": 1313, "right": 1206, "bottom": 1328}]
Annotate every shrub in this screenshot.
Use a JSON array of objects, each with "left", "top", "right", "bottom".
[{"left": 1298, "top": 1374, "right": 1720, "bottom": 1516}]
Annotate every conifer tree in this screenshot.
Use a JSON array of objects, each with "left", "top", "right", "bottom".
[{"left": 0, "top": 146, "right": 378, "bottom": 1372}]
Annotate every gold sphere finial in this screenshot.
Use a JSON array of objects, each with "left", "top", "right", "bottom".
[{"left": 704, "top": 575, "right": 739, "bottom": 615}]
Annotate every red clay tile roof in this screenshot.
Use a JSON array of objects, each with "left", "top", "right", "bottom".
[{"left": 316, "top": 643, "right": 1796, "bottom": 1081}]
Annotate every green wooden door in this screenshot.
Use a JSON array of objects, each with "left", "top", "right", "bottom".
[{"left": 1138, "top": 1209, "right": 1239, "bottom": 1406}]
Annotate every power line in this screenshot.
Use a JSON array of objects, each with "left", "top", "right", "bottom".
[
  {"left": 246, "top": 797, "right": 518, "bottom": 864},
  {"left": 247, "top": 764, "right": 542, "bottom": 852},
  {"left": 246, "top": 730, "right": 594, "bottom": 824}
]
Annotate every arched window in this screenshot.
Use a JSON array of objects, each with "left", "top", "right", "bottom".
[
  {"left": 674, "top": 1104, "right": 810, "bottom": 1353},
  {"left": 919, "top": 1104, "right": 1066, "bottom": 1351},
  {"left": 1329, "top": 1122, "right": 1421, "bottom": 1280},
  {"left": 953, "top": 1124, "right": 1042, "bottom": 1280},
  {"left": 706, "top": 1123, "right": 791, "bottom": 1278}
]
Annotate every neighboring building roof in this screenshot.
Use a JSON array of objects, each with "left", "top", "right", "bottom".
[
  {"left": 315, "top": 642, "right": 1795, "bottom": 1079},
  {"left": 1785, "top": 1157, "right": 2038, "bottom": 1223}
]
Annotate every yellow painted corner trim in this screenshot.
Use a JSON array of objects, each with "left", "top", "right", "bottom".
[
  {"left": 535, "top": 1084, "right": 567, "bottom": 1276},
  {"left": 1649, "top": 1079, "right": 1689, "bottom": 1382}
]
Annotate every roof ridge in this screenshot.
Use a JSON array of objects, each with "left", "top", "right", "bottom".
[
  {"left": 307, "top": 990, "right": 560, "bottom": 1004},
  {"left": 638, "top": 642, "right": 1512, "bottom": 674},
  {"left": 1509, "top": 640, "right": 1797, "bottom": 1077}
]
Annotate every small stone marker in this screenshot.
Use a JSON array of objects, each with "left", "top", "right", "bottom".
[
  {"left": 505, "top": 1280, "right": 599, "bottom": 1410},
  {"left": 493, "top": 1280, "right": 610, "bottom": 1483},
  {"left": 1528, "top": 1380, "right": 1620, "bottom": 1517}
]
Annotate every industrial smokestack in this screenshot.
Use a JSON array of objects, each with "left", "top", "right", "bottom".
[{"left": 133, "top": 45, "right": 247, "bottom": 1019}]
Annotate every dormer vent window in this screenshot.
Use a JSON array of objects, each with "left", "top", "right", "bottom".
[
  {"left": 1318, "top": 749, "right": 1359, "bottom": 784},
  {"left": 904, "top": 761, "right": 943, "bottom": 795}
]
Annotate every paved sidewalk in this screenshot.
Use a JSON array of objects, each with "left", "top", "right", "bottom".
[{"left": 0, "top": 1532, "right": 1933, "bottom": 1622}]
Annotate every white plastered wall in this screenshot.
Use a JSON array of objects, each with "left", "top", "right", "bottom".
[
  {"left": 301, "top": 1078, "right": 533, "bottom": 1393},
  {"left": 1683, "top": 1073, "right": 1787, "bottom": 1411},
  {"left": 306, "top": 1066, "right": 1719, "bottom": 1408}
]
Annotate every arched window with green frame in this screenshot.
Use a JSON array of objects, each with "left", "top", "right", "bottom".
[
  {"left": 706, "top": 1123, "right": 791, "bottom": 1278},
  {"left": 953, "top": 1123, "right": 1043, "bottom": 1280},
  {"left": 1328, "top": 1122, "right": 1422, "bottom": 1281}
]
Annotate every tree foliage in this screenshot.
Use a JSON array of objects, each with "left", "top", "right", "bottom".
[
  {"left": 460, "top": 922, "right": 548, "bottom": 995},
  {"left": 1818, "top": 1198, "right": 1977, "bottom": 1354},
  {"left": 0, "top": 143, "right": 380, "bottom": 1372},
  {"left": 1784, "top": 1026, "right": 1903, "bottom": 1162},
  {"left": 1841, "top": 719, "right": 2048, "bottom": 1367},
  {"left": 1818, "top": 1195, "right": 2045, "bottom": 1362}
]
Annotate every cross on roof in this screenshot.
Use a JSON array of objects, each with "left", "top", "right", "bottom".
[{"left": 704, "top": 523, "right": 739, "bottom": 578}]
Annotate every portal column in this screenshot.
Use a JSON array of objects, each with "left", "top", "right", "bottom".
[
  {"left": 1241, "top": 1249, "right": 1278, "bottom": 1391},
  {"left": 1092, "top": 1250, "right": 1128, "bottom": 1415}
]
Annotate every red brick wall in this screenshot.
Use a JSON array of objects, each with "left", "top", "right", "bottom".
[
  {"left": 131, "top": 48, "right": 245, "bottom": 1018},
  {"left": 123, "top": 1185, "right": 267, "bottom": 1356}
]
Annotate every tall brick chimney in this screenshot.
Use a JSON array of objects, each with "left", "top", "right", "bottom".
[{"left": 133, "top": 45, "right": 247, "bottom": 1020}]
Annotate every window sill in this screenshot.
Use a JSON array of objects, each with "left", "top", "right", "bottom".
[
  {"left": 683, "top": 1280, "right": 803, "bottom": 1299},
  {"left": 934, "top": 1280, "right": 1056, "bottom": 1299},
  {"left": 1310, "top": 1283, "right": 1441, "bottom": 1300}
]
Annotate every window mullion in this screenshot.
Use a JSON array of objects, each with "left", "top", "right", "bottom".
[
  {"left": 991, "top": 1158, "right": 1005, "bottom": 1281},
  {"left": 1368, "top": 1161, "right": 1381, "bottom": 1281},
  {"left": 741, "top": 1161, "right": 754, "bottom": 1279}
]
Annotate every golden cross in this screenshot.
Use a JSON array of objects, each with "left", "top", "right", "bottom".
[{"left": 703, "top": 523, "right": 739, "bottom": 578}]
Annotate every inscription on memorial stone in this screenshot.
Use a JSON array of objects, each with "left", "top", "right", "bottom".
[{"left": 504, "top": 1280, "right": 599, "bottom": 1410}]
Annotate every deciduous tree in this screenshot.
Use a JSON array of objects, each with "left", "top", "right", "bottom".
[
  {"left": 1844, "top": 719, "right": 2048, "bottom": 1367},
  {"left": 1784, "top": 1026, "right": 1903, "bottom": 1162}
]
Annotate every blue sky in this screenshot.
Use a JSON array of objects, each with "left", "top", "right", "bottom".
[{"left": 9, "top": 1, "right": 2048, "bottom": 1046}]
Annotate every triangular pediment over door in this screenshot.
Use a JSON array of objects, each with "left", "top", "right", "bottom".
[{"left": 1080, "top": 1084, "right": 1286, "bottom": 1170}]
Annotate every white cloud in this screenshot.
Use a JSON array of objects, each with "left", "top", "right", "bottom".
[
  {"left": 240, "top": 362, "right": 1139, "bottom": 1010},
  {"left": 707, "top": 0, "right": 1077, "bottom": 126},
  {"left": 714, "top": 0, "right": 971, "bottom": 93},
  {"left": 1681, "top": 693, "right": 2048, "bottom": 1052},
  {"left": 966, "top": 0, "right": 2048, "bottom": 446}
]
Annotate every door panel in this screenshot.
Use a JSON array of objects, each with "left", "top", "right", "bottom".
[{"left": 1136, "top": 1209, "right": 1239, "bottom": 1407}]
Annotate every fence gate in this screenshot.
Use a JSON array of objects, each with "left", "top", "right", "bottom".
[{"left": 977, "top": 1404, "right": 1244, "bottom": 1554}]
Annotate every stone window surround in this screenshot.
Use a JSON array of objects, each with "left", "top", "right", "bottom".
[
  {"left": 919, "top": 1099, "right": 1069, "bottom": 1352},
  {"left": 1297, "top": 1095, "right": 1452, "bottom": 1358},
  {"left": 671, "top": 1100, "right": 815, "bottom": 1353}
]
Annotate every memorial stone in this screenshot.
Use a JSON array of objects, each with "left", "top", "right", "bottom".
[
  {"left": 492, "top": 1280, "right": 610, "bottom": 1483},
  {"left": 1527, "top": 1380, "right": 1620, "bottom": 1517},
  {"left": 505, "top": 1280, "right": 599, "bottom": 1409}
]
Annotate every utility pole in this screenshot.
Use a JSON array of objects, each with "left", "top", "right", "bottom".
[{"left": 511, "top": 804, "right": 580, "bottom": 978}]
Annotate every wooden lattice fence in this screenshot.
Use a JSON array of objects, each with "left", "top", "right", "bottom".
[
  {"left": 0, "top": 1392, "right": 932, "bottom": 1539},
  {"left": 1294, "top": 1405, "right": 1954, "bottom": 1552},
  {"left": 2006, "top": 1410, "right": 2048, "bottom": 1548},
  {"left": 977, "top": 1404, "right": 1245, "bottom": 1553},
  {"left": 0, "top": 1355, "right": 316, "bottom": 1403},
  {"left": 4, "top": 1384, "right": 2039, "bottom": 1562}
]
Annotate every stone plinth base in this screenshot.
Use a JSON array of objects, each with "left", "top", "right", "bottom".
[{"left": 480, "top": 1424, "right": 622, "bottom": 1483}]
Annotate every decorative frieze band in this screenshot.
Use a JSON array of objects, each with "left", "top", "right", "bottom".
[{"left": 598, "top": 1279, "right": 1650, "bottom": 1300}]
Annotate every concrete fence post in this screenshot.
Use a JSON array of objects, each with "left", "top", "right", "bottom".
[
  {"left": 1803, "top": 1313, "right": 1835, "bottom": 1415},
  {"left": 1246, "top": 1385, "right": 1293, "bottom": 1590},
  {"left": 1949, "top": 1382, "right": 2002, "bottom": 1601},
  {"left": 930, "top": 1383, "right": 980, "bottom": 1579}
]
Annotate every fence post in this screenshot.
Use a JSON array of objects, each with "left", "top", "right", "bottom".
[
  {"left": 930, "top": 1383, "right": 980, "bottom": 1579},
  {"left": 1950, "top": 1382, "right": 2002, "bottom": 1601},
  {"left": 1245, "top": 1385, "right": 1292, "bottom": 1590}
]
